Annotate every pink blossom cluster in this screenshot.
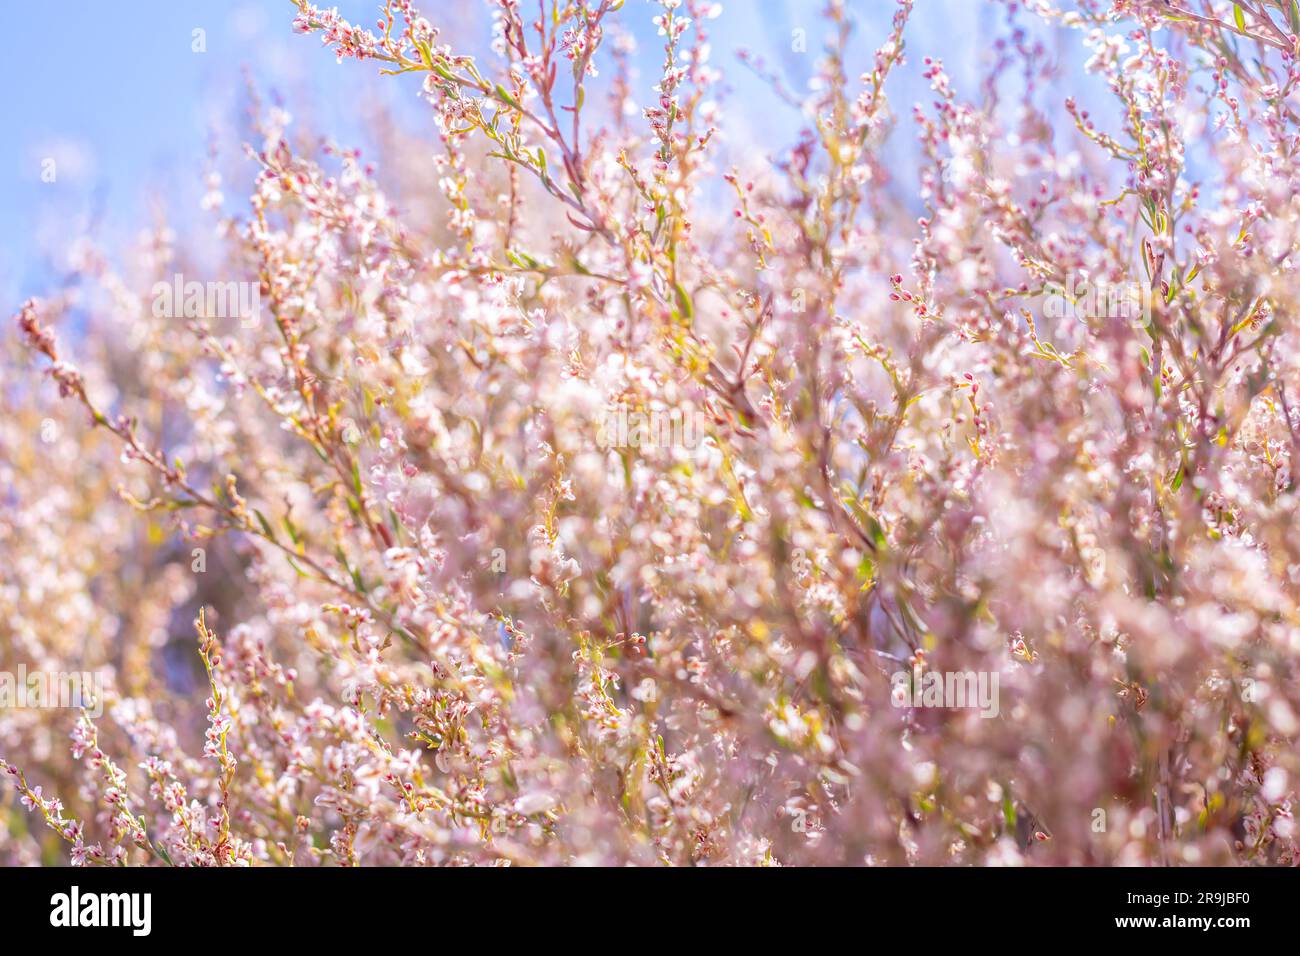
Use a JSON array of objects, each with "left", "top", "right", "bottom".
[{"left": 2, "top": 0, "right": 1299, "bottom": 866}]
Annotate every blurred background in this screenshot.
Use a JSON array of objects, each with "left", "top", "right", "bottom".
[{"left": 1, "top": 0, "right": 1074, "bottom": 312}]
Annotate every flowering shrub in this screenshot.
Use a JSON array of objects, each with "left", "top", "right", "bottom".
[{"left": 3, "top": 0, "right": 1300, "bottom": 866}]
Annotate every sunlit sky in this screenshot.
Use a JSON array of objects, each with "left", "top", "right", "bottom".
[{"left": 2, "top": 0, "right": 1110, "bottom": 309}]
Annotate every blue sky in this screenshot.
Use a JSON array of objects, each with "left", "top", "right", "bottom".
[{"left": 2, "top": 0, "right": 1054, "bottom": 310}]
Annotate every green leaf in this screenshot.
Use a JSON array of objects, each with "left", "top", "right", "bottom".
[
  {"left": 285, "top": 556, "right": 313, "bottom": 579},
  {"left": 253, "top": 508, "right": 276, "bottom": 543},
  {"left": 1234, "top": 4, "right": 1246, "bottom": 32},
  {"left": 414, "top": 39, "right": 433, "bottom": 69},
  {"left": 865, "top": 514, "right": 888, "bottom": 550},
  {"left": 494, "top": 83, "right": 521, "bottom": 109},
  {"left": 673, "top": 281, "right": 694, "bottom": 321}
]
